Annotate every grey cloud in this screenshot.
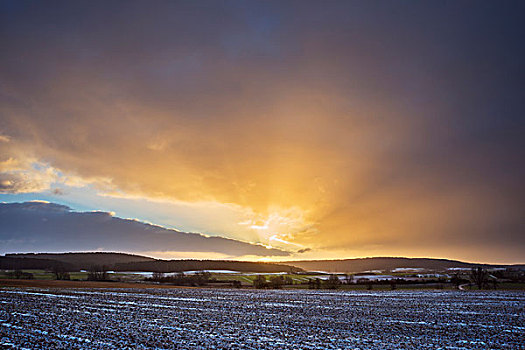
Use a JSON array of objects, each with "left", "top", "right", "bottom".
[
  {"left": 51, "top": 188, "right": 65, "bottom": 195},
  {"left": 0, "top": 1, "right": 524, "bottom": 262},
  {"left": 0, "top": 202, "right": 290, "bottom": 257}
]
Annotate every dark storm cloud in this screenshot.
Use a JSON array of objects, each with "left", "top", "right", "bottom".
[
  {"left": 0, "top": 1, "right": 524, "bottom": 262},
  {"left": 0, "top": 202, "right": 289, "bottom": 256}
]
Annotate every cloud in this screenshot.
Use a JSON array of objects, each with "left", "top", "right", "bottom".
[
  {"left": 0, "top": 138, "right": 109, "bottom": 194},
  {"left": 0, "top": 2, "right": 524, "bottom": 262},
  {"left": 0, "top": 164, "right": 58, "bottom": 194},
  {"left": 0, "top": 157, "right": 89, "bottom": 195},
  {"left": 0, "top": 135, "right": 11, "bottom": 143},
  {"left": 0, "top": 138, "right": 59, "bottom": 193},
  {"left": 51, "top": 188, "right": 65, "bottom": 195},
  {"left": 0, "top": 201, "right": 290, "bottom": 257}
]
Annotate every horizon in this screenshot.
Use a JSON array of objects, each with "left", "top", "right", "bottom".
[
  {"left": 1, "top": 200, "right": 524, "bottom": 265},
  {"left": 3, "top": 242, "right": 525, "bottom": 266},
  {"left": 1, "top": 1, "right": 524, "bottom": 265}
]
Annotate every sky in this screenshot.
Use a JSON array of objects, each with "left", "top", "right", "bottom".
[{"left": 1, "top": 1, "right": 524, "bottom": 263}]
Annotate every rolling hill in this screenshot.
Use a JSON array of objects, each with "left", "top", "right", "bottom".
[
  {"left": 2, "top": 252, "right": 302, "bottom": 273},
  {"left": 283, "top": 257, "right": 522, "bottom": 273},
  {"left": 5, "top": 252, "right": 155, "bottom": 270},
  {"left": 3, "top": 253, "right": 523, "bottom": 274}
]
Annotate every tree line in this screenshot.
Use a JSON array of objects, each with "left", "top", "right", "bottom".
[{"left": 145, "top": 272, "right": 213, "bottom": 286}]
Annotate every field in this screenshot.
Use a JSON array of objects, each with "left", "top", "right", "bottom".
[
  {"left": 3, "top": 269, "right": 524, "bottom": 291},
  {"left": 1, "top": 287, "right": 524, "bottom": 349},
  {"left": 0, "top": 279, "right": 192, "bottom": 290}
]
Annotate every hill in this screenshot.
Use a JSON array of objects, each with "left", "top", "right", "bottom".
[
  {"left": 0, "top": 256, "right": 75, "bottom": 271},
  {"left": 4, "top": 253, "right": 521, "bottom": 274},
  {"left": 2, "top": 252, "right": 302, "bottom": 273},
  {"left": 5, "top": 252, "right": 155, "bottom": 270},
  {"left": 282, "top": 257, "right": 519, "bottom": 273}
]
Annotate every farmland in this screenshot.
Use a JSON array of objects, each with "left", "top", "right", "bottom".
[{"left": 1, "top": 287, "right": 524, "bottom": 349}]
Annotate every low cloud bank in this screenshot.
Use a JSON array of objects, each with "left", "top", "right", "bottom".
[{"left": 0, "top": 201, "right": 289, "bottom": 257}]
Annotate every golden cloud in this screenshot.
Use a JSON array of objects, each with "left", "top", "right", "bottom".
[{"left": 1, "top": 1, "right": 523, "bottom": 263}]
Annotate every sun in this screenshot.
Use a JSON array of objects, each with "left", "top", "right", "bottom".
[{"left": 240, "top": 207, "right": 310, "bottom": 250}]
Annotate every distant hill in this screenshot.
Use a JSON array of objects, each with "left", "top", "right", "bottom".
[
  {"left": 5, "top": 252, "right": 155, "bottom": 270},
  {"left": 0, "top": 256, "right": 75, "bottom": 271},
  {"left": 4, "top": 253, "right": 521, "bottom": 274},
  {"left": 283, "top": 257, "right": 520, "bottom": 273},
  {"left": 3, "top": 252, "right": 302, "bottom": 273}
]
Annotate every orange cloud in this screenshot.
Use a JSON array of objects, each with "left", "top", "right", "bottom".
[{"left": 1, "top": 1, "right": 523, "bottom": 263}]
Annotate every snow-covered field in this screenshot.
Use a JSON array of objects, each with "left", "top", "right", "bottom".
[{"left": 1, "top": 288, "right": 523, "bottom": 349}]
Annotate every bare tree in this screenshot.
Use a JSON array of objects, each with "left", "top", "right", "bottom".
[
  {"left": 470, "top": 267, "right": 488, "bottom": 290},
  {"left": 390, "top": 279, "right": 397, "bottom": 290},
  {"left": 87, "top": 265, "right": 109, "bottom": 281},
  {"left": 451, "top": 273, "right": 462, "bottom": 289},
  {"left": 52, "top": 264, "right": 70, "bottom": 280},
  {"left": 324, "top": 274, "right": 341, "bottom": 289},
  {"left": 253, "top": 275, "right": 267, "bottom": 289},
  {"left": 269, "top": 276, "right": 284, "bottom": 289},
  {"left": 344, "top": 274, "right": 354, "bottom": 285},
  {"left": 7, "top": 270, "right": 34, "bottom": 279},
  {"left": 152, "top": 272, "right": 165, "bottom": 281}
]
